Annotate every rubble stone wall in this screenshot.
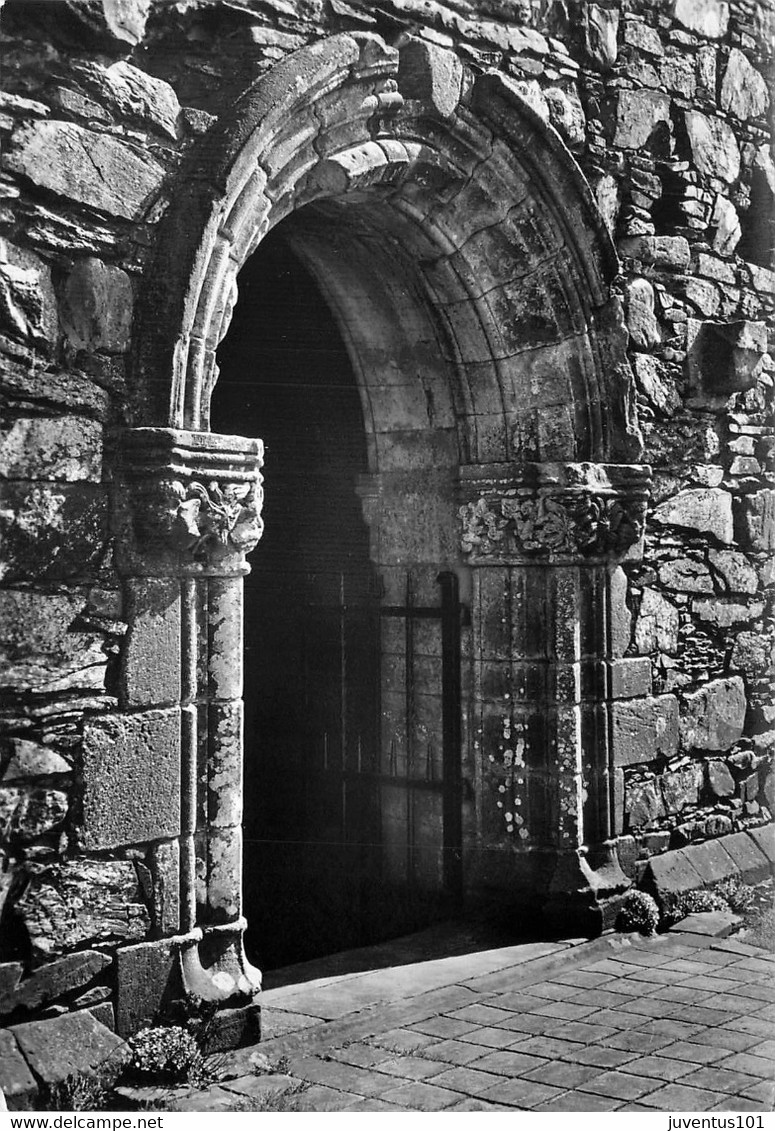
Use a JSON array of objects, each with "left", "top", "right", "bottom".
[{"left": 0, "top": 0, "right": 772, "bottom": 1044}]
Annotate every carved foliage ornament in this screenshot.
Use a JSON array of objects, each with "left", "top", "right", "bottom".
[
  {"left": 132, "top": 477, "right": 264, "bottom": 565},
  {"left": 460, "top": 493, "right": 646, "bottom": 558}
]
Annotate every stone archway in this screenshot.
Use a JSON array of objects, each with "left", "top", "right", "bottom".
[{"left": 120, "top": 32, "right": 651, "bottom": 1031}]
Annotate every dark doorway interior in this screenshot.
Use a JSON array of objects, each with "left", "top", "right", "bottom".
[{"left": 214, "top": 224, "right": 462, "bottom": 971}]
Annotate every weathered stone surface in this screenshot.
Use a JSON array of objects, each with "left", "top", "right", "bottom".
[
  {"left": 60, "top": 258, "right": 134, "bottom": 353},
  {"left": 709, "top": 549, "right": 759, "bottom": 594},
  {"left": 119, "top": 578, "right": 180, "bottom": 708},
  {"left": 626, "top": 277, "right": 661, "bottom": 348},
  {"left": 720, "top": 48, "right": 769, "bottom": 121},
  {"left": 738, "top": 490, "right": 775, "bottom": 551},
  {"left": 609, "top": 657, "right": 652, "bottom": 700},
  {"left": 0, "top": 483, "right": 109, "bottom": 584},
  {"left": 682, "top": 838, "right": 736, "bottom": 886},
  {"left": 0, "top": 787, "right": 68, "bottom": 841},
  {"left": 661, "top": 762, "right": 702, "bottom": 813},
  {"left": 706, "top": 759, "right": 735, "bottom": 798},
  {"left": 642, "top": 847, "right": 704, "bottom": 906},
  {"left": 731, "top": 631, "right": 775, "bottom": 680},
  {"left": 623, "top": 18, "right": 663, "bottom": 56},
  {"left": 635, "top": 588, "right": 679, "bottom": 655},
  {"left": 148, "top": 839, "right": 179, "bottom": 936},
  {"left": 746, "top": 823, "right": 775, "bottom": 868},
  {"left": 81, "top": 709, "right": 180, "bottom": 849},
  {"left": 0, "top": 591, "right": 108, "bottom": 694},
  {"left": 658, "top": 558, "right": 713, "bottom": 593},
  {"left": 116, "top": 938, "right": 177, "bottom": 1035},
  {"left": 544, "top": 87, "right": 585, "bottom": 149},
  {"left": 0, "top": 1030, "right": 36, "bottom": 1108},
  {"left": 625, "top": 777, "right": 665, "bottom": 827},
  {"left": 585, "top": 4, "right": 619, "bottom": 69},
  {"left": 613, "top": 696, "right": 679, "bottom": 766},
  {"left": 673, "top": 0, "right": 729, "bottom": 38},
  {"left": 653, "top": 488, "right": 733, "bottom": 542},
  {"left": 398, "top": 38, "right": 463, "bottom": 119},
  {"left": 0, "top": 241, "right": 57, "bottom": 348},
  {"left": 632, "top": 354, "right": 680, "bottom": 415},
  {"left": 3, "top": 122, "right": 165, "bottom": 221},
  {"left": 0, "top": 416, "right": 103, "bottom": 482},
  {"left": 612, "top": 90, "right": 670, "bottom": 150},
  {"left": 711, "top": 194, "right": 741, "bottom": 255},
  {"left": 683, "top": 111, "right": 740, "bottom": 184},
  {"left": 618, "top": 235, "right": 690, "bottom": 269},
  {"left": 72, "top": 61, "right": 180, "bottom": 139},
  {"left": 721, "top": 829, "right": 770, "bottom": 882},
  {"left": 694, "top": 599, "right": 764, "bottom": 628},
  {"left": 0, "top": 950, "right": 111, "bottom": 1015},
  {"left": 10, "top": 1011, "right": 128, "bottom": 1087},
  {"left": 0, "top": 739, "right": 71, "bottom": 782},
  {"left": 16, "top": 859, "right": 150, "bottom": 959},
  {"left": 680, "top": 676, "right": 747, "bottom": 752}
]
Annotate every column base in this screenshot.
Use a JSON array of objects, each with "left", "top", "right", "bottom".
[{"left": 541, "top": 844, "right": 632, "bottom": 936}]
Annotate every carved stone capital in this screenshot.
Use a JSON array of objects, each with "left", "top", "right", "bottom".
[
  {"left": 118, "top": 428, "right": 264, "bottom": 575},
  {"left": 459, "top": 461, "right": 652, "bottom": 563}
]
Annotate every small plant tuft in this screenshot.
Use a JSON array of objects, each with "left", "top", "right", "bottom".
[
  {"left": 715, "top": 877, "right": 756, "bottom": 914},
  {"left": 675, "top": 889, "right": 728, "bottom": 916},
  {"left": 129, "top": 1026, "right": 205, "bottom": 1085},
  {"left": 617, "top": 890, "right": 660, "bottom": 936}
]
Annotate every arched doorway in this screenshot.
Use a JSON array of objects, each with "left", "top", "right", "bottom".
[{"left": 124, "top": 32, "right": 651, "bottom": 1018}]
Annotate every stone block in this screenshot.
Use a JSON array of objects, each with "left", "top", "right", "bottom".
[
  {"left": 706, "top": 760, "right": 735, "bottom": 798},
  {"left": 672, "top": 0, "right": 728, "bottom": 37},
  {"left": 60, "top": 258, "right": 134, "bottom": 353},
  {"left": 721, "top": 829, "right": 770, "bottom": 882},
  {"left": 653, "top": 488, "right": 733, "bottom": 543},
  {"left": 0, "top": 482, "right": 109, "bottom": 584},
  {"left": 81, "top": 708, "right": 180, "bottom": 849},
  {"left": 17, "top": 859, "right": 149, "bottom": 961},
  {"left": 611, "top": 89, "right": 670, "bottom": 150},
  {"left": 746, "top": 823, "right": 774, "bottom": 870},
  {"left": 120, "top": 578, "right": 180, "bottom": 708},
  {"left": 694, "top": 599, "right": 764, "bottom": 628},
  {"left": 10, "top": 1011, "right": 128, "bottom": 1087},
  {"left": 209, "top": 701, "right": 242, "bottom": 828},
  {"left": 625, "top": 777, "right": 665, "bottom": 828},
  {"left": 0, "top": 241, "right": 57, "bottom": 348},
  {"left": 148, "top": 839, "right": 180, "bottom": 936},
  {"left": 641, "top": 848, "right": 704, "bottom": 906},
  {"left": 86, "top": 1002, "right": 116, "bottom": 1031},
  {"left": 618, "top": 235, "right": 689, "bottom": 269},
  {"left": 0, "top": 590, "right": 108, "bottom": 695},
  {"left": 0, "top": 737, "right": 70, "bottom": 782},
  {"left": 116, "top": 938, "right": 178, "bottom": 1035},
  {"left": 0, "top": 416, "right": 102, "bottom": 482},
  {"left": 661, "top": 763, "right": 702, "bottom": 814},
  {"left": 0, "top": 785, "right": 68, "bottom": 841},
  {"left": 75, "top": 61, "right": 180, "bottom": 139},
  {"left": 709, "top": 549, "right": 759, "bottom": 595},
  {"left": 683, "top": 111, "right": 740, "bottom": 184},
  {"left": 398, "top": 38, "right": 463, "bottom": 119},
  {"left": 612, "top": 695, "right": 679, "bottom": 766},
  {"left": 658, "top": 558, "right": 713, "bottom": 593},
  {"left": 720, "top": 48, "right": 769, "bottom": 121},
  {"left": 0, "top": 1030, "right": 36, "bottom": 1109},
  {"left": 609, "top": 657, "right": 652, "bottom": 700},
  {"left": 738, "top": 490, "right": 775, "bottom": 552},
  {"left": 634, "top": 588, "right": 679, "bottom": 655},
  {"left": 681, "top": 838, "right": 736, "bottom": 886},
  {"left": 711, "top": 195, "right": 741, "bottom": 255},
  {"left": 0, "top": 950, "right": 111, "bottom": 1016},
  {"left": 626, "top": 277, "right": 661, "bottom": 347},
  {"left": 3, "top": 121, "right": 165, "bottom": 221},
  {"left": 679, "top": 677, "right": 747, "bottom": 752}
]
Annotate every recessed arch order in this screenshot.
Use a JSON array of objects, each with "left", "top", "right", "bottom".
[{"left": 118, "top": 32, "right": 652, "bottom": 1022}]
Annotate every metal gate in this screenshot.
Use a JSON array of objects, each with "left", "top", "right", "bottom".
[{"left": 242, "top": 566, "right": 463, "bottom": 967}]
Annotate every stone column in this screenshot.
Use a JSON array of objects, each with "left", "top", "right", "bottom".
[
  {"left": 115, "top": 427, "right": 264, "bottom": 1041},
  {"left": 459, "top": 460, "right": 651, "bottom": 932}
]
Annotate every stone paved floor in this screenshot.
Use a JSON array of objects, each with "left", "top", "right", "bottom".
[{"left": 179, "top": 921, "right": 775, "bottom": 1113}]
